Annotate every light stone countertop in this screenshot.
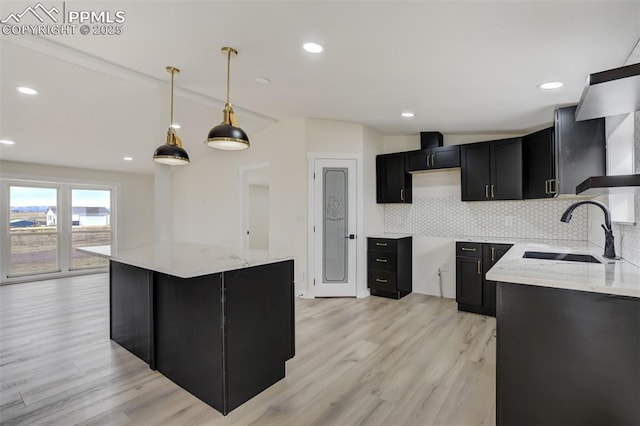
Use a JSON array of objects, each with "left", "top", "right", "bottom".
[
  {"left": 485, "top": 241, "right": 640, "bottom": 298},
  {"left": 78, "top": 243, "right": 293, "bottom": 278},
  {"left": 367, "top": 233, "right": 413, "bottom": 239}
]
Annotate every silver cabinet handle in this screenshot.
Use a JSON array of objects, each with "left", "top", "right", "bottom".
[
  {"left": 375, "top": 258, "right": 388, "bottom": 263},
  {"left": 477, "top": 260, "right": 482, "bottom": 274},
  {"left": 545, "top": 179, "right": 549, "bottom": 194},
  {"left": 376, "top": 242, "right": 387, "bottom": 246},
  {"left": 550, "top": 179, "right": 558, "bottom": 195},
  {"left": 491, "top": 247, "right": 495, "bottom": 261},
  {"left": 376, "top": 278, "right": 388, "bottom": 283},
  {"left": 426, "top": 154, "right": 431, "bottom": 167},
  {"left": 485, "top": 184, "right": 489, "bottom": 198},
  {"left": 400, "top": 188, "right": 404, "bottom": 201},
  {"left": 491, "top": 184, "right": 495, "bottom": 198},
  {"left": 431, "top": 154, "right": 435, "bottom": 167},
  {"left": 461, "top": 247, "right": 476, "bottom": 252}
]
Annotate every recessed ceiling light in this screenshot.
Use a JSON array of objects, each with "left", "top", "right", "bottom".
[
  {"left": 123, "top": 156, "right": 133, "bottom": 161},
  {"left": 538, "top": 81, "right": 564, "bottom": 90},
  {"left": 303, "top": 42, "right": 324, "bottom": 53},
  {"left": 255, "top": 77, "right": 271, "bottom": 85},
  {"left": 17, "top": 86, "right": 38, "bottom": 95},
  {"left": 170, "top": 123, "right": 181, "bottom": 129},
  {"left": 401, "top": 111, "right": 415, "bottom": 118},
  {"left": 0, "top": 139, "right": 16, "bottom": 145}
]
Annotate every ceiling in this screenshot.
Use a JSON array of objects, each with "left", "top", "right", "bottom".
[{"left": 1, "top": 1, "right": 639, "bottom": 174}]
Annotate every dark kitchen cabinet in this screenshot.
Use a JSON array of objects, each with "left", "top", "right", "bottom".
[
  {"left": 481, "top": 243, "right": 512, "bottom": 316},
  {"left": 456, "top": 241, "right": 512, "bottom": 316},
  {"left": 405, "top": 145, "right": 461, "bottom": 172},
  {"left": 376, "top": 153, "right": 411, "bottom": 203},
  {"left": 461, "top": 138, "right": 522, "bottom": 201},
  {"left": 523, "top": 107, "right": 605, "bottom": 198},
  {"left": 456, "top": 243, "right": 484, "bottom": 307},
  {"left": 367, "top": 237, "right": 412, "bottom": 299},
  {"left": 497, "top": 283, "right": 640, "bottom": 425},
  {"left": 554, "top": 106, "right": 605, "bottom": 195},
  {"left": 523, "top": 127, "right": 556, "bottom": 199}
]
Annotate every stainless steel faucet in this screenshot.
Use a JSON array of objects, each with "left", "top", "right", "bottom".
[{"left": 560, "top": 200, "right": 616, "bottom": 259}]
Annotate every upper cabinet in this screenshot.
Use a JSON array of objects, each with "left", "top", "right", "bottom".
[
  {"left": 522, "top": 106, "right": 605, "bottom": 198},
  {"left": 376, "top": 153, "right": 412, "bottom": 203},
  {"left": 523, "top": 127, "right": 555, "bottom": 199},
  {"left": 461, "top": 137, "right": 522, "bottom": 201},
  {"left": 554, "top": 106, "right": 605, "bottom": 195},
  {"left": 405, "top": 146, "right": 461, "bottom": 172}
]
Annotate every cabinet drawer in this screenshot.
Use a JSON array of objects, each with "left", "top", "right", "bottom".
[
  {"left": 367, "top": 238, "right": 397, "bottom": 252},
  {"left": 367, "top": 270, "right": 397, "bottom": 291},
  {"left": 456, "top": 242, "right": 482, "bottom": 258},
  {"left": 368, "top": 251, "right": 397, "bottom": 271}
]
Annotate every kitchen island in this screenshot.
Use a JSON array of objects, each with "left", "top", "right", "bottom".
[
  {"left": 487, "top": 242, "right": 640, "bottom": 425},
  {"left": 81, "top": 243, "right": 295, "bottom": 416}
]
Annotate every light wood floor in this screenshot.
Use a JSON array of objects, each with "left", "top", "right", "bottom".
[{"left": 0, "top": 274, "right": 496, "bottom": 425}]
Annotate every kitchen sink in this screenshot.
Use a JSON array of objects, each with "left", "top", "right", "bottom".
[{"left": 523, "top": 251, "right": 602, "bottom": 264}]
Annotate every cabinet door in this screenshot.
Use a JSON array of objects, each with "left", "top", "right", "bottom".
[
  {"left": 523, "top": 127, "right": 555, "bottom": 199},
  {"left": 490, "top": 138, "right": 523, "bottom": 200},
  {"left": 461, "top": 143, "right": 491, "bottom": 201},
  {"left": 483, "top": 244, "right": 513, "bottom": 314},
  {"left": 376, "top": 153, "right": 411, "bottom": 203},
  {"left": 555, "top": 106, "right": 606, "bottom": 195},
  {"left": 404, "top": 150, "right": 428, "bottom": 172},
  {"left": 456, "top": 256, "right": 483, "bottom": 306},
  {"left": 431, "top": 145, "right": 461, "bottom": 169}
]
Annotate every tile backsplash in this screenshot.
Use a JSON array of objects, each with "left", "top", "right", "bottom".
[{"left": 384, "top": 196, "right": 587, "bottom": 240}]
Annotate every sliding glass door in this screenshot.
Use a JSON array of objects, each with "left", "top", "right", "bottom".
[
  {"left": 3, "top": 181, "right": 114, "bottom": 282},
  {"left": 70, "top": 189, "right": 110, "bottom": 270},
  {"left": 9, "top": 186, "right": 59, "bottom": 276}
]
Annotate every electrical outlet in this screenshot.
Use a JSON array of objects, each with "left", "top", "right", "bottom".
[{"left": 441, "top": 262, "right": 449, "bottom": 272}]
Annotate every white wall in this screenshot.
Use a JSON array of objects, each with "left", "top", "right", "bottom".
[
  {"left": 0, "top": 160, "right": 154, "bottom": 251},
  {"left": 171, "top": 117, "right": 309, "bottom": 292},
  {"left": 171, "top": 117, "right": 386, "bottom": 297}
]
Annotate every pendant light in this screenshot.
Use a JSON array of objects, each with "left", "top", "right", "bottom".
[
  {"left": 153, "top": 66, "right": 190, "bottom": 165},
  {"left": 206, "top": 47, "right": 250, "bottom": 150}
]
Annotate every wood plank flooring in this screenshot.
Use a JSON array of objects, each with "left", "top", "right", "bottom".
[{"left": 0, "top": 274, "right": 496, "bottom": 425}]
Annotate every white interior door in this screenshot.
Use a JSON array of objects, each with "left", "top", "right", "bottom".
[
  {"left": 248, "top": 184, "right": 269, "bottom": 250},
  {"left": 313, "top": 159, "right": 357, "bottom": 297}
]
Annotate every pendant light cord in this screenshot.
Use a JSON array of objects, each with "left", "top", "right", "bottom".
[
  {"left": 170, "top": 69, "right": 175, "bottom": 126},
  {"left": 226, "top": 50, "right": 231, "bottom": 105}
]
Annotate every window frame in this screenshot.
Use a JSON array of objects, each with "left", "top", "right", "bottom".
[{"left": 1, "top": 177, "right": 117, "bottom": 284}]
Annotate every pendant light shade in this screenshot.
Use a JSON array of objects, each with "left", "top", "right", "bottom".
[
  {"left": 206, "top": 47, "right": 250, "bottom": 151},
  {"left": 153, "top": 66, "right": 190, "bottom": 165}
]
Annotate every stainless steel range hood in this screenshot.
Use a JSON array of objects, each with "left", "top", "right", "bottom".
[
  {"left": 575, "top": 62, "right": 640, "bottom": 121},
  {"left": 576, "top": 174, "right": 640, "bottom": 196}
]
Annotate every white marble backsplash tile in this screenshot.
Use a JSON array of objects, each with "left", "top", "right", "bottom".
[{"left": 384, "top": 196, "right": 587, "bottom": 240}]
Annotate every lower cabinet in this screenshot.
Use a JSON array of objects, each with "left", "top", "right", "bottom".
[
  {"left": 367, "top": 237, "right": 412, "bottom": 299},
  {"left": 456, "top": 241, "right": 512, "bottom": 316},
  {"left": 497, "top": 282, "right": 640, "bottom": 425}
]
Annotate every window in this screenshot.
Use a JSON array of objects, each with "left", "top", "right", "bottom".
[
  {"left": 9, "top": 186, "right": 59, "bottom": 276},
  {"left": 2, "top": 180, "right": 115, "bottom": 282}
]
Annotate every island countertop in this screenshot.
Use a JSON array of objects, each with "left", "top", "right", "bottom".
[
  {"left": 485, "top": 241, "right": 640, "bottom": 298},
  {"left": 79, "top": 242, "right": 293, "bottom": 278}
]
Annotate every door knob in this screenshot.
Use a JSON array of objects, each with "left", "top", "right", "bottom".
[{"left": 345, "top": 234, "right": 356, "bottom": 239}]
